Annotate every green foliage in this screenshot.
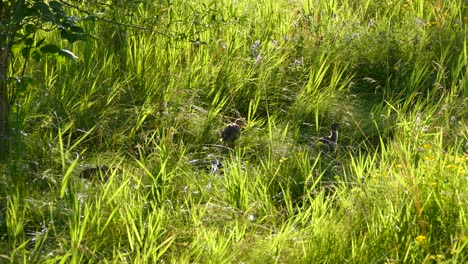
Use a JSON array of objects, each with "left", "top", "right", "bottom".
[
  {"left": 0, "top": 0, "right": 94, "bottom": 155},
  {"left": 1, "top": 0, "right": 88, "bottom": 63},
  {"left": 0, "top": 0, "right": 466, "bottom": 262}
]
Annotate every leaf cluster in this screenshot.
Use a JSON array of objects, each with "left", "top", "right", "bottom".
[{"left": 1, "top": 0, "right": 91, "bottom": 59}]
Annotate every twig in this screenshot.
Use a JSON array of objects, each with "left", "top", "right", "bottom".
[{"left": 58, "top": 0, "right": 174, "bottom": 38}]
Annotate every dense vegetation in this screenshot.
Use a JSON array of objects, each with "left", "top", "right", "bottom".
[{"left": 1, "top": 0, "right": 466, "bottom": 262}]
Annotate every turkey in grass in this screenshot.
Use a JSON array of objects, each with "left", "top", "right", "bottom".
[
  {"left": 221, "top": 118, "right": 247, "bottom": 145},
  {"left": 318, "top": 122, "right": 340, "bottom": 151}
]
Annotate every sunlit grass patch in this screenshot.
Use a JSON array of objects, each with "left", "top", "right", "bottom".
[{"left": 0, "top": 0, "right": 466, "bottom": 262}]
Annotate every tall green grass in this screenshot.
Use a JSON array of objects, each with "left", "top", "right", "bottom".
[{"left": 1, "top": 0, "right": 466, "bottom": 262}]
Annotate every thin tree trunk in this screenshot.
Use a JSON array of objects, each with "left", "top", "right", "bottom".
[
  {"left": 0, "top": 46, "right": 10, "bottom": 159},
  {"left": 0, "top": 1, "right": 12, "bottom": 159}
]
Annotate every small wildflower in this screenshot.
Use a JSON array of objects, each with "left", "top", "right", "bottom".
[
  {"left": 445, "top": 164, "right": 457, "bottom": 170},
  {"left": 293, "top": 59, "right": 300, "bottom": 67},
  {"left": 396, "top": 164, "right": 404, "bottom": 168},
  {"left": 425, "top": 155, "right": 435, "bottom": 161},
  {"left": 422, "top": 143, "right": 431, "bottom": 150},
  {"left": 221, "top": 41, "right": 227, "bottom": 50},
  {"left": 416, "top": 235, "right": 426, "bottom": 243},
  {"left": 293, "top": 57, "right": 304, "bottom": 68},
  {"left": 248, "top": 214, "right": 254, "bottom": 221},
  {"left": 272, "top": 40, "right": 278, "bottom": 48},
  {"left": 416, "top": 18, "right": 426, "bottom": 27},
  {"left": 279, "top": 156, "right": 288, "bottom": 163},
  {"left": 255, "top": 54, "right": 262, "bottom": 64},
  {"left": 251, "top": 40, "right": 261, "bottom": 58},
  {"left": 419, "top": 164, "right": 428, "bottom": 171},
  {"left": 450, "top": 116, "right": 457, "bottom": 124},
  {"left": 455, "top": 155, "right": 467, "bottom": 163},
  {"left": 429, "top": 254, "right": 445, "bottom": 260},
  {"left": 402, "top": 3, "right": 409, "bottom": 12},
  {"left": 419, "top": 125, "right": 429, "bottom": 132}
]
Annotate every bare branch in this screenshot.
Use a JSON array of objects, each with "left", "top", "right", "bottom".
[{"left": 58, "top": 0, "right": 175, "bottom": 38}]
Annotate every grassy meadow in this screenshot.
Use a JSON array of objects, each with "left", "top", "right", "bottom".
[{"left": 1, "top": 0, "right": 467, "bottom": 262}]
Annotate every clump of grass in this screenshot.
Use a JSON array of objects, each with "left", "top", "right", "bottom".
[{"left": 1, "top": 0, "right": 466, "bottom": 262}]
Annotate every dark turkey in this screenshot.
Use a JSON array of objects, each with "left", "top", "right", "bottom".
[
  {"left": 319, "top": 122, "right": 340, "bottom": 150},
  {"left": 221, "top": 118, "right": 247, "bottom": 144}
]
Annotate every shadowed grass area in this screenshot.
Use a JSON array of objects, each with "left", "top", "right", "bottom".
[{"left": 1, "top": 0, "right": 466, "bottom": 262}]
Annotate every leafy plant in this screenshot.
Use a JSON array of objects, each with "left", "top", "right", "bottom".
[{"left": 0, "top": 0, "right": 89, "bottom": 158}]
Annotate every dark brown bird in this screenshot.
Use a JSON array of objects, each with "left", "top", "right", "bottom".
[
  {"left": 221, "top": 118, "right": 247, "bottom": 145},
  {"left": 319, "top": 122, "right": 340, "bottom": 150}
]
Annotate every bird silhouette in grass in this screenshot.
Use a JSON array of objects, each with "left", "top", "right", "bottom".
[
  {"left": 318, "top": 122, "right": 340, "bottom": 151},
  {"left": 221, "top": 118, "right": 247, "bottom": 146}
]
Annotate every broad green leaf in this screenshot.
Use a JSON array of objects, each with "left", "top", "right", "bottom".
[
  {"left": 60, "top": 28, "right": 85, "bottom": 43},
  {"left": 49, "top": 1, "right": 64, "bottom": 12},
  {"left": 22, "top": 7, "right": 40, "bottom": 18},
  {"left": 33, "top": 2, "right": 52, "bottom": 16},
  {"left": 36, "top": 38, "right": 46, "bottom": 48},
  {"left": 21, "top": 47, "right": 31, "bottom": 59},
  {"left": 32, "top": 50, "right": 41, "bottom": 62},
  {"left": 25, "top": 24, "right": 37, "bottom": 34},
  {"left": 24, "top": 37, "right": 34, "bottom": 46},
  {"left": 33, "top": 2, "right": 53, "bottom": 21},
  {"left": 40, "top": 44, "right": 60, "bottom": 53},
  {"left": 70, "top": 26, "right": 85, "bottom": 33},
  {"left": 12, "top": 4, "right": 25, "bottom": 23}
]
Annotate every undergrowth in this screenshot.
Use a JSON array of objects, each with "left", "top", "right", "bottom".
[{"left": 1, "top": 0, "right": 466, "bottom": 263}]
